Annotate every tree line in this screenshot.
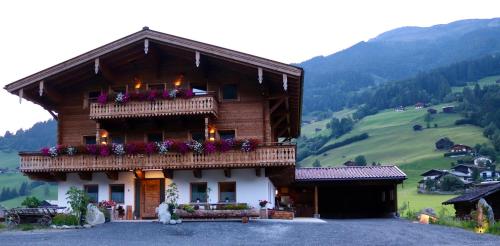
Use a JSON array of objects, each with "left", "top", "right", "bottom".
[{"left": 0, "top": 181, "right": 49, "bottom": 202}]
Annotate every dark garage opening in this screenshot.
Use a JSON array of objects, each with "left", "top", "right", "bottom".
[{"left": 318, "top": 183, "right": 397, "bottom": 218}]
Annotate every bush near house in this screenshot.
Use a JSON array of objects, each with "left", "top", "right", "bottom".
[{"left": 52, "top": 214, "right": 79, "bottom": 226}]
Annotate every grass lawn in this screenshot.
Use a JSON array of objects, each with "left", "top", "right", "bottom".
[
  {"left": 0, "top": 152, "right": 20, "bottom": 169},
  {"left": 301, "top": 108, "right": 355, "bottom": 138}
]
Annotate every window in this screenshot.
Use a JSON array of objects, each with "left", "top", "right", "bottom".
[
  {"left": 190, "top": 183, "right": 207, "bottom": 203},
  {"left": 191, "top": 131, "right": 205, "bottom": 142},
  {"left": 110, "top": 184, "right": 125, "bottom": 204},
  {"left": 84, "top": 185, "right": 99, "bottom": 203},
  {"left": 88, "top": 91, "right": 101, "bottom": 103},
  {"left": 222, "top": 84, "right": 238, "bottom": 100},
  {"left": 112, "top": 135, "right": 125, "bottom": 144},
  {"left": 83, "top": 136, "right": 97, "bottom": 145},
  {"left": 219, "top": 130, "right": 235, "bottom": 140},
  {"left": 219, "top": 182, "right": 236, "bottom": 202},
  {"left": 147, "top": 133, "right": 163, "bottom": 143}
]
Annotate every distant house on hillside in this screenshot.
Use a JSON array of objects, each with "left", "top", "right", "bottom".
[
  {"left": 315, "top": 128, "right": 322, "bottom": 132},
  {"left": 450, "top": 144, "right": 473, "bottom": 154},
  {"left": 395, "top": 106, "right": 405, "bottom": 112},
  {"left": 435, "top": 137, "right": 454, "bottom": 150},
  {"left": 413, "top": 124, "right": 423, "bottom": 131},
  {"left": 415, "top": 102, "right": 425, "bottom": 109},
  {"left": 343, "top": 160, "right": 357, "bottom": 166},
  {"left": 442, "top": 106, "right": 454, "bottom": 113},
  {"left": 419, "top": 168, "right": 473, "bottom": 192},
  {"left": 427, "top": 108, "right": 437, "bottom": 114}
]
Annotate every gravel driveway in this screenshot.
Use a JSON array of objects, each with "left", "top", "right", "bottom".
[{"left": 0, "top": 219, "right": 498, "bottom": 246}]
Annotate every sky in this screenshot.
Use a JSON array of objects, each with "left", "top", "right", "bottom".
[{"left": 0, "top": 0, "right": 499, "bottom": 134}]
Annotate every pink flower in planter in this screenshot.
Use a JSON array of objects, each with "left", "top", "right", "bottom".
[
  {"left": 97, "top": 92, "right": 108, "bottom": 105},
  {"left": 41, "top": 147, "right": 50, "bottom": 156},
  {"left": 145, "top": 142, "right": 157, "bottom": 155},
  {"left": 173, "top": 141, "right": 189, "bottom": 154},
  {"left": 86, "top": 144, "right": 98, "bottom": 155},
  {"left": 218, "top": 138, "right": 235, "bottom": 152},
  {"left": 204, "top": 141, "right": 216, "bottom": 154},
  {"left": 147, "top": 90, "right": 158, "bottom": 101},
  {"left": 99, "top": 145, "right": 111, "bottom": 156},
  {"left": 162, "top": 89, "right": 171, "bottom": 100},
  {"left": 182, "top": 89, "right": 194, "bottom": 99}
]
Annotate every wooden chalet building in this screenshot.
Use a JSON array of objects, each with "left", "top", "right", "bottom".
[{"left": 5, "top": 27, "right": 406, "bottom": 219}]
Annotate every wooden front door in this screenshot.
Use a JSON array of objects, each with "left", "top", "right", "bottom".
[{"left": 141, "top": 179, "right": 161, "bottom": 218}]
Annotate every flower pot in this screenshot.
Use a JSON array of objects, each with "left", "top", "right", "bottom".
[
  {"left": 169, "top": 220, "right": 177, "bottom": 225},
  {"left": 176, "top": 219, "right": 182, "bottom": 224}
]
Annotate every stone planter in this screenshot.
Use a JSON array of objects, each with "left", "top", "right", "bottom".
[{"left": 176, "top": 209, "right": 259, "bottom": 219}]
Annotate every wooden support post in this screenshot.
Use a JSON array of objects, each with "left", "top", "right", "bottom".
[
  {"left": 314, "top": 185, "right": 320, "bottom": 218},
  {"left": 193, "top": 169, "right": 202, "bottom": 179},
  {"left": 223, "top": 168, "right": 231, "bottom": 178},
  {"left": 204, "top": 117, "right": 209, "bottom": 140},
  {"left": 163, "top": 169, "right": 174, "bottom": 179},
  {"left": 78, "top": 172, "right": 93, "bottom": 181},
  {"left": 255, "top": 168, "right": 262, "bottom": 177},
  {"left": 133, "top": 170, "right": 144, "bottom": 180},
  {"left": 39, "top": 80, "right": 44, "bottom": 96},
  {"left": 106, "top": 171, "right": 119, "bottom": 180},
  {"left": 96, "top": 122, "right": 101, "bottom": 144}
]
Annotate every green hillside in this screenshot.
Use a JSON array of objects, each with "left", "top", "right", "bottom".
[
  {"left": 0, "top": 152, "right": 57, "bottom": 208},
  {"left": 300, "top": 103, "right": 491, "bottom": 212},
  {"left": 300, "top": 104, "right": 488, "bottom": 166},
  {"left": 451, "top": 74, "right": 500, "bottom": 93}
]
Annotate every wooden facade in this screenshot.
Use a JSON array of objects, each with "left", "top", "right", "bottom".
[{"left": 4, "top": 27, "right": 303, "bottom": 175}]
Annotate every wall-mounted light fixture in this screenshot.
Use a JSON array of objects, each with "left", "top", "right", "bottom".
[
  {"left": 99, "top": 129, "right": 109, "bottom": 145},
  {"left": 209, "top": 126, "right": 216, "bottom": 141},
  {"left": 174, "top": 74, "right": 184, "bottom": 87},
  {"left": 134, "top": 78, "right": 142, "bottom": 90}
]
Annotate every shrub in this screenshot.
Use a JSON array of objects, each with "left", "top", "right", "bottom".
[
  {"left": 403, "top": 209, "right": 418, "bottom": 220},
  {"left": 21, "top": 196, "right": 41, "bottom": 208},
  {"left": 182, "top": 205, "right": 195, "bottom": 213},
  {"left": 171, "top": 213, "right": 180, "bottom": 220},
  {"left": 52, "top": 214, "right": 79, "bottom": 226},
  {"left": 0, "top": 223, "right": 6, "bottom": 229},
  {"left": 222, "top": 204, "right": 249, "bottom": 210},
  {"left": 66, "top": 187, "right": 90, "bottom": 225},
  {"left": 487, "top": 222, "right": 500, "bottom": 235}
]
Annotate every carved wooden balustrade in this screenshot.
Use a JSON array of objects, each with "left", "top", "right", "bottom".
[
  {"left": 19, "top": 145, "right": 296, "bottom": 172},
  {"left": 89, "top": 95, "right": 218, "bottom": 119}
]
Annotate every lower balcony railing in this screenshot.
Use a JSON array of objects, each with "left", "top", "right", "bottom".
[{"left": 19, "top": 145, "right": 296, "bottom": 172}]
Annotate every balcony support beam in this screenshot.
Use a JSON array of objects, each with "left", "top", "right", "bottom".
[
  {"left": 224, "top": 168, "right": 231, "bottom": 178},
  {"left": 50, "top": 172, "right": 66, "bottom": 181},
  {"left": 106, "top": 171, "right": 119, "bottom": 180},
  {"left": 133, "top": 169, "right": 145, "bottom": 180},
  {"left": 163, "top": 169, "right": 174, "bottom": 179},
  {"left": 78, "top": 172, "right": 93, "bottom": 181},
  {"left": 255, "top": 168, "right": 262, "bottom": 177},
  {"left": 193, "top": 169, "right": 202, "bottom": 179}
]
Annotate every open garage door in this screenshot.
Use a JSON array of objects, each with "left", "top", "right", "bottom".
[{"left": 318, "top": 184, "right": 397, "bottom": 218}]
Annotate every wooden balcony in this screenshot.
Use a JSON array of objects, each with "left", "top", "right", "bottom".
[
  {"left": 89, "top": 95, "right": 218, "bottom": 120},
  {"left": 19, "top": 145, "right": 296, "bottom": 172}
]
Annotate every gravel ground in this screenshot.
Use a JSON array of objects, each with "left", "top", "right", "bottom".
[{"left": 0, "top": 219, "right": 498, "bottom": 246}]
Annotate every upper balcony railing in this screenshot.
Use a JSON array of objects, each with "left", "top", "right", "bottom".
[
  {"left": 89, "top": 94, "right": 218, "bottom": 120},
  {"left": 19, "top": 144, "right": 296, "bottom": 173}
]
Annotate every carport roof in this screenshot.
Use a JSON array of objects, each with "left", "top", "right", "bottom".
[{"left": 295, "top": 166, "right": 407, "bottom": 181}]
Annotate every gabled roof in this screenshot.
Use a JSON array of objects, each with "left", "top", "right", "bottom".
[
  {"left": 295, "top": 166, "right": 407, "bottom": 181},
  {"left": 420, "top": 169, "right": 446, "bottom": 176},
  {"left": 4, "top": 27, "right": 303, "bottom": 92},
  {"left": 443, "top": 183, "right": 500, "bottom": 204}
]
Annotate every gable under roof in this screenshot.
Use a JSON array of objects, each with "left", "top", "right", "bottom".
[
  {"left": 4, "top": 26, "right": 303, "bottom": 92},
  {"left": 295, "top": 166, "right": 407, "bottom": 181}
]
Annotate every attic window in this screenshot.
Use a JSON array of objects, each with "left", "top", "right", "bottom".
[{"left": 192, "top": 84, "right": 207, "bottom": 95}]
